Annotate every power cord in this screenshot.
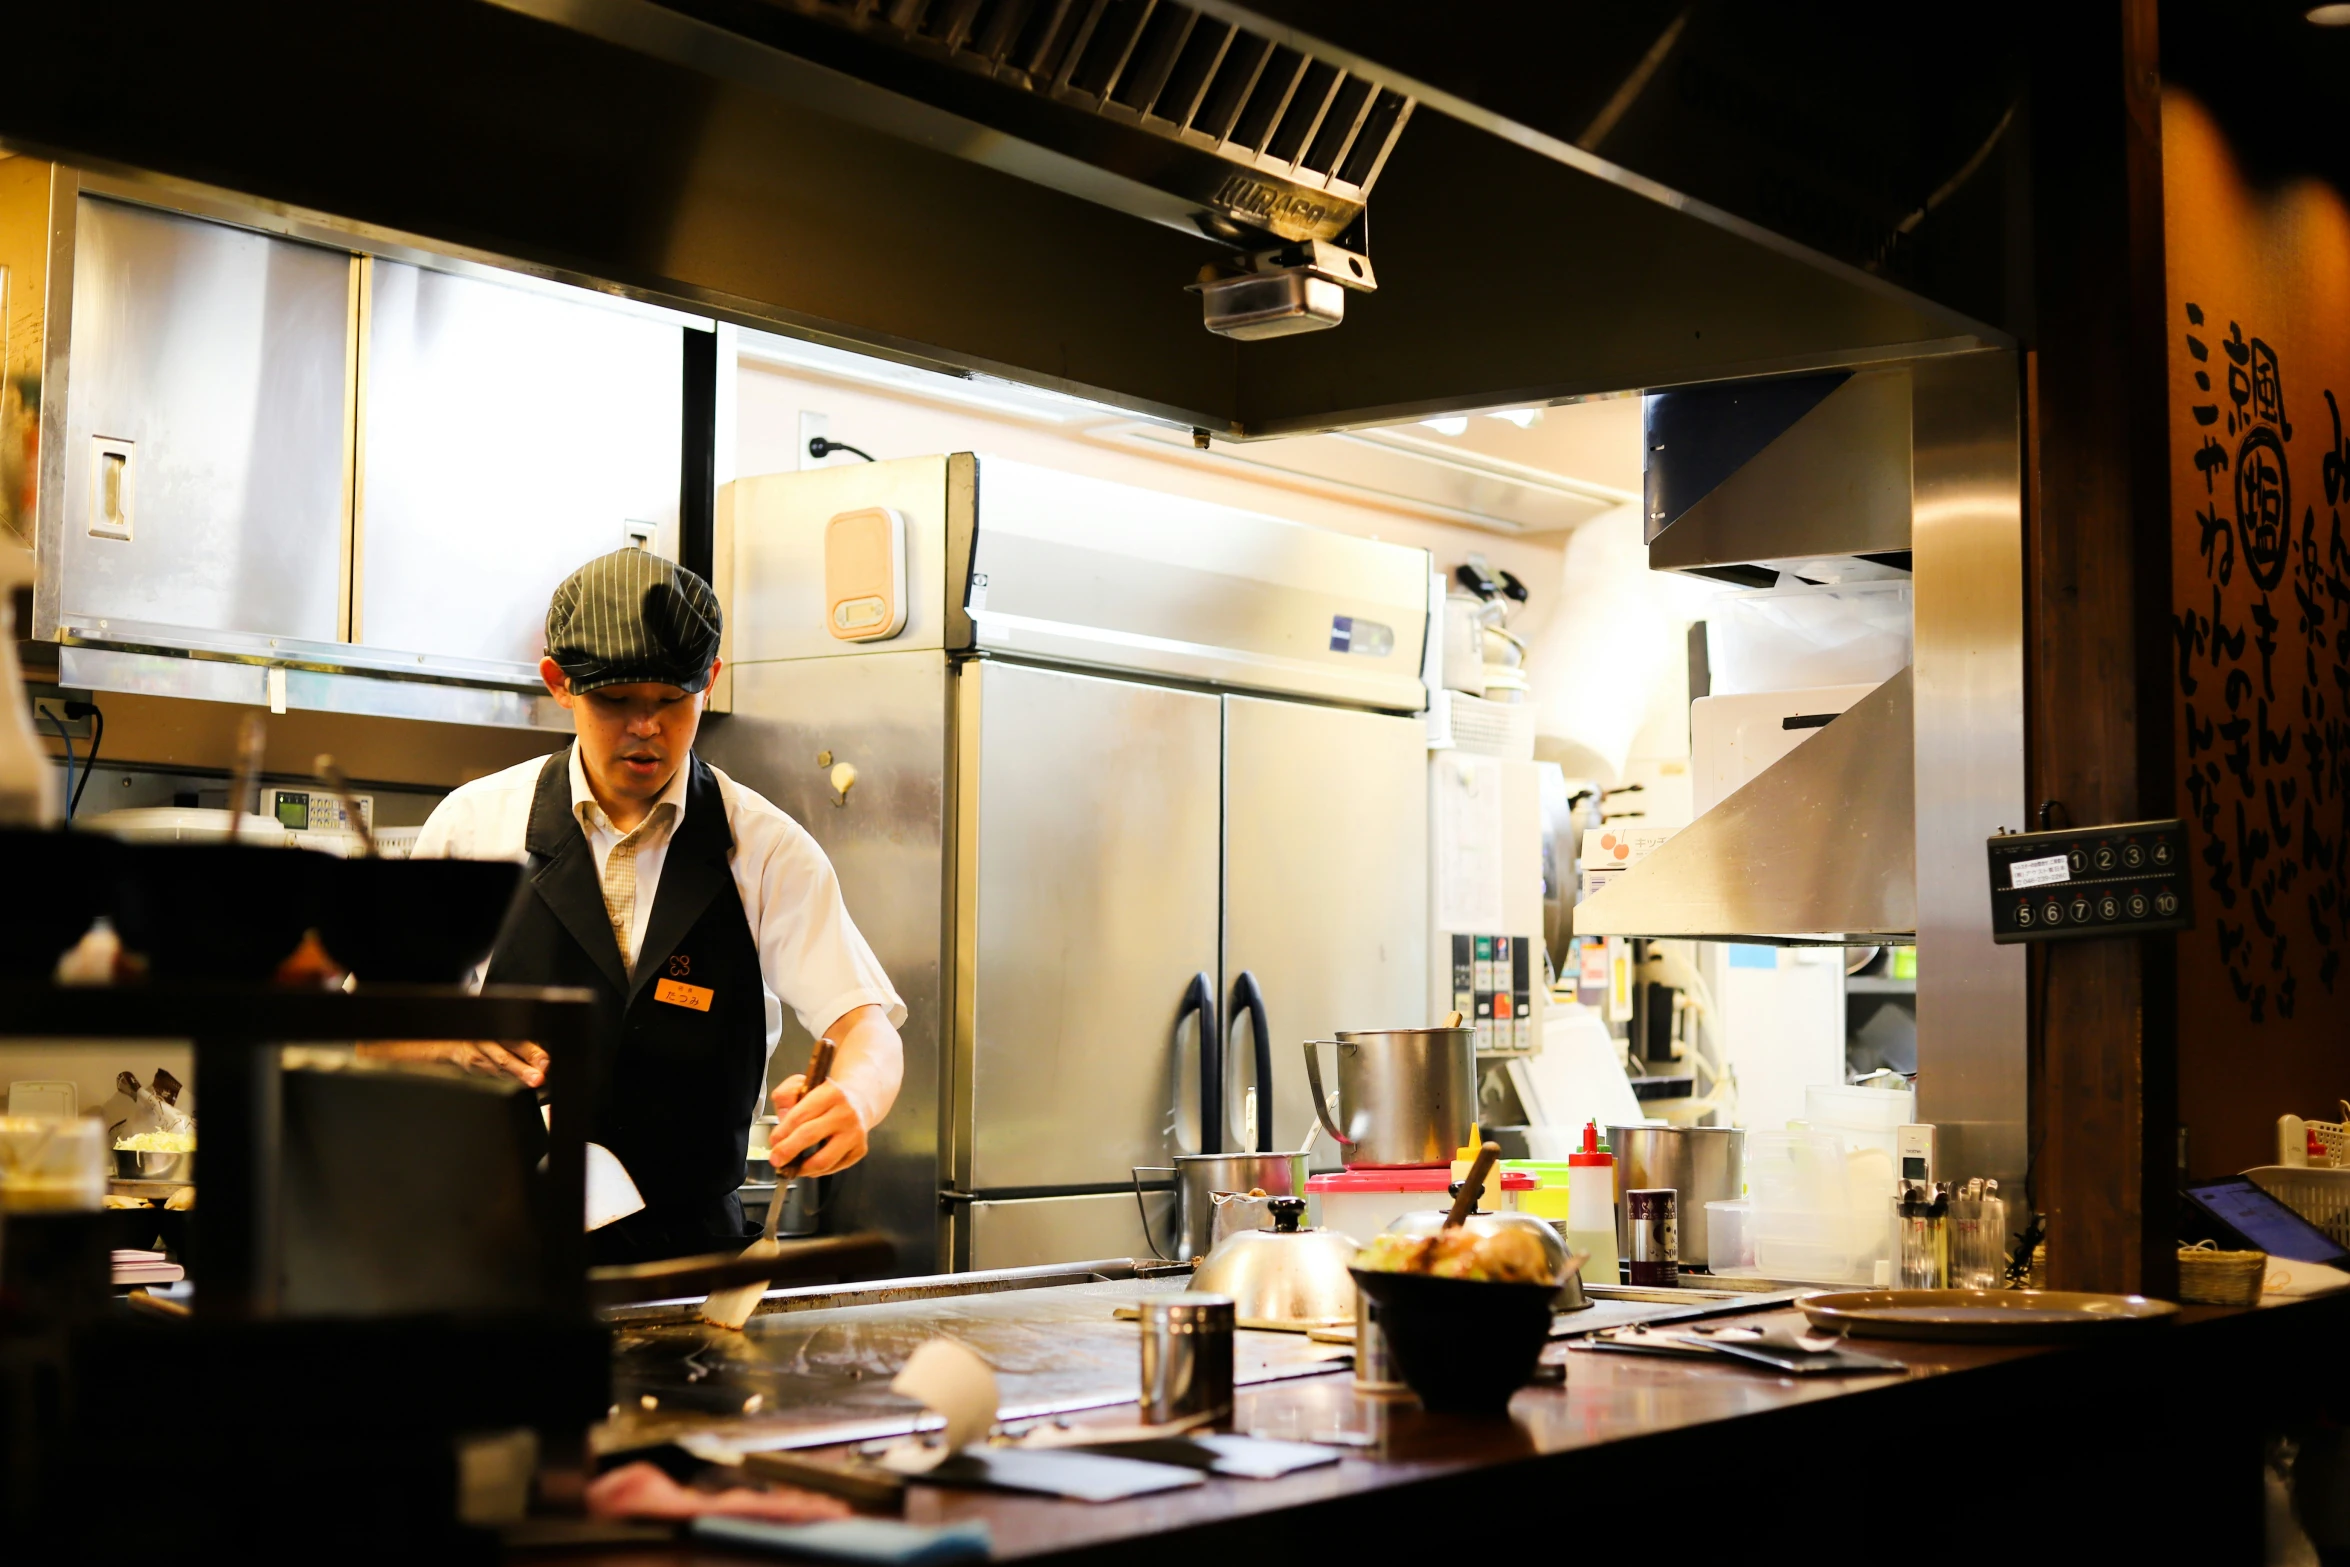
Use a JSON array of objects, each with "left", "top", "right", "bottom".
[
  {"left": 36, "top": 704, "right": 75, "bottom": 821},
  {"left": 67, "top": 701, "right": 101, "bottom": 817},
  {"left": 34, "top": 699, "right": 105, "bottom": 820},
  {"left": 806, "top": 436, "right": 876, "bottom": 464}
]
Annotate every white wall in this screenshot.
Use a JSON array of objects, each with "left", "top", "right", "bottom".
[{"left": 0, "top": 1044, "right": 194, "bottom": 1119}]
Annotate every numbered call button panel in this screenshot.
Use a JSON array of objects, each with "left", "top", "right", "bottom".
[{"left": 1985, "top": 819, "right": 2192, "bottom": 945}]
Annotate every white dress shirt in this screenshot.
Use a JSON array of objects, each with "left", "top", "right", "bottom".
[{"left": 412, "top": 749, "right": 907, "bottom": 1126}]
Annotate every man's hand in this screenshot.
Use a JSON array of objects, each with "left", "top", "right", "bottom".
[
  {"left": 354, "top": 1040, "right": 548, "bottom": 1089},
  {"left": 768, "top": 1076, "right": 865, "bottom": 1177},
  {"left": 768, "top": 1003, "right": 897, "bottom": 1177}
]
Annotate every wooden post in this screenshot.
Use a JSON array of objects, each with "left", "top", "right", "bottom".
[{"left": 2024, "top": 0, "right": 2179, "bottom": 1297}]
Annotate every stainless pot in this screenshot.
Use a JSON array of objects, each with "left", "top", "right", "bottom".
[
  {"left": 1189, "top": 1197, "right": 1359, "bottom": 1326},
  {"left": 1303, "top": 1027, "right": 1475, "bottom": 1169},
  {"left": 1131, "top": 1150, "right": 1306, "bottom": 1262},
  {"left": 1605, "top": 1125, "right": 1745, "bottom": 1269}
]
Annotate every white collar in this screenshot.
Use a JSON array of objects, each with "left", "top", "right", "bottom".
[{"left": 569, "top": 743, "right": 690, "bottom": 836}]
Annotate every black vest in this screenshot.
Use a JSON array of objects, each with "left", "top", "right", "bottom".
[{"left": 485, "top": 748, "right": 768, "bottom": 1262}]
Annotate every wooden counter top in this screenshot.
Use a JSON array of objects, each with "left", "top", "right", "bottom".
[{"left": 536, "top": 1292, "right": 2345, "bottom": 1562}]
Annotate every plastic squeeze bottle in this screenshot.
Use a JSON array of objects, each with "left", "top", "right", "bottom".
[{"left": 1566, "top": 1120, "right": 1622, "bottom": 1286}]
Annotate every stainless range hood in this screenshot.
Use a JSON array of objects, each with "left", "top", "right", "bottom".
[
  {"left": 1574, "top": 366, "right": 1918, "bottom": 946},
  {"left": 638, "top": 0, "right": 1412, "bottom": 335},
  {"left": 1572, "top": 667, "right": 1915, "bottom": 945}
]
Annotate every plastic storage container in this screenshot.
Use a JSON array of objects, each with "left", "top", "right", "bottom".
[
  {"left": 1497, "top": 1160, "right": 1572, "bottom": 1220},
  {"left": 1706, "top": 578, "right": 1912, "bottom": 696},
  {"left": 0, "top": 1117, "right": 107, "bottom": 1211},
  {"left": 1705, "top": 1199, "right": 1758, "bottom": 1276},
  {"left": 1307, "top": 1167, "right": 1534, "bottom": 1245},
  {"left": 1803, "top": 1082, "right": 1913, "bottom": 1172},
  {"left": 1746, "top": 1130, "right": 1857, "bottom": 1283}
]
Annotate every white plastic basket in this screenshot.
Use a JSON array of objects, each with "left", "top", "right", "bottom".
[
  {"left": 2279, "top": 1104, "right": 2350, "bottom": 1168},
  {"left": 2246, "top": 1164, "right": 2350, "bottom": 1248}
]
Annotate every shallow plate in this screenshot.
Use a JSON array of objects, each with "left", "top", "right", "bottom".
[{"left": 1800, "top": 1288, "right": 2181, "bottom": 1342}]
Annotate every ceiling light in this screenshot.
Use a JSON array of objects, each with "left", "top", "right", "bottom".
[
  {"left": 1420, "top": 416, "right": 1469, "bottom": 436},
  {"left": 1486, "top": 408, "right": 1543, "bottom": 429},
  {"left": 2310, "top": 4, "right": 2350, "bottom": 22}
]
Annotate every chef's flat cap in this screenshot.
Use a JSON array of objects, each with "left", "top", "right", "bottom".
[{"left": 545, "top": 549, "right": 723, "bottom": 695}]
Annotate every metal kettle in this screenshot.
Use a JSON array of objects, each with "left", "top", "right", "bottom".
[{"left": 1189, "top": 1197, "right": 1360, "bottom": 1327}]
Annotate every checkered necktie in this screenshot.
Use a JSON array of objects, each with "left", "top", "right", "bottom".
[{"left": 579, "top": 799, "right": 676, "bottom": 976}]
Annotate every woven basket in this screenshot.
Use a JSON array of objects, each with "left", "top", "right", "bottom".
[{"left": 2177, "top": 1245, "right": 2266, "bottom": 1307}]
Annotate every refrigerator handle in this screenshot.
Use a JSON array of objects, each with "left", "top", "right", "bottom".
[
  {"left": 1178, "top": 971, "right": 1223, "bottom": 1155},
  {"left": 1228, "top": 970, "right": 1274, "bottom": 1154}
]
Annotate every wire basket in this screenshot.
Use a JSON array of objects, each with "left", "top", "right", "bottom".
[
  {"left": 2177, "top": 1243, "right": 2267, "bottom": 1307},
  {"left": 2279, "top": 1102, "right": 2350, "bottom": 1166},
  {"left": 2246, "top": 1165, "right": 2350, "bottom": 1248}
]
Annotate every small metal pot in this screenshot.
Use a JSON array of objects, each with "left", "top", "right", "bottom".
[
  {"left": 113, "top": 1147, "right": 194, "bottom": 1185},
  {"left": 1606, "top": 1125, "right": 1744, "bottom": 1269},
  {"left": 1302, "top": 1027, "right": 1475, "bottom": 1169},
  {"left": 1131, "top": 1150, "right": 1305, "bottom": 1262},
  {"left": 1188, "top": 1197, "right": 1359, "bottom": 1326}
]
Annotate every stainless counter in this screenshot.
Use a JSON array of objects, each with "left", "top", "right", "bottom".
[{"left": 592, "top": 1262, "right": 1801, "bottom": 1460}]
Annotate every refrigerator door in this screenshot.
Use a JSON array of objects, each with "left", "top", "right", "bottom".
[
  {"left": 705, "top": 649, "right": 951, "bottom": 1277},
  {"left": 960, "top": 660, "right": 1223, "bottom": 1194},
  {"left": 1222, "top": 695, "right": 1430, "bottom": 1158}
]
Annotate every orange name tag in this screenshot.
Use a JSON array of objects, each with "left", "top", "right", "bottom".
[{"left": 655, "top": 978, "right": 713, "bottom": 1012}]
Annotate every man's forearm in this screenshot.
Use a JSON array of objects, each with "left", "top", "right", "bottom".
[{"left": 821, "top": 1004, "right": 904, "bottom": 1130}]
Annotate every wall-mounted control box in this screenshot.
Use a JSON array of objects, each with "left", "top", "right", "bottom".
[{"left": 1985, "top": 818, "right": 2191, "bottom": 944}]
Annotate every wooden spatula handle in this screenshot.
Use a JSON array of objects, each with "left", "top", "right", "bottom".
[{"left": 1445, "top": 1141, "right": 1501, "bottom": 1229}]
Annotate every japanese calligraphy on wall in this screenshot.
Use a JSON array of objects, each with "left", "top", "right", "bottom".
[
  {"left": 2173, "top": 302, "right": 2347, "bottom": 1022},
  {"left": 2165, "top": 90, "right": 2350, "bottom": 1170}
]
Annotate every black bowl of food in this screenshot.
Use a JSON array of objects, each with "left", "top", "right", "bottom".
[
  {"left": 111, "top": 840, "right": 328, "bottom": 980},
  {"left": 0, "top": 828, "right": 118, "bottom": 980},
  {"left": 318, "top": 856, "right": 527, "bottom": 983},
  {"left": 1350, "top": 1263, "right": 1559, "bottom": 1415}
]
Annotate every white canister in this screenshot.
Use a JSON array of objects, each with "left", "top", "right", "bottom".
[{"left": 0, "top": 1117, "right": 107, "bottom": 1211}]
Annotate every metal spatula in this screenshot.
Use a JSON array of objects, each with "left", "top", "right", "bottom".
[{"left": 702, "top": 1037, "right": 837, "bottom": 1330}]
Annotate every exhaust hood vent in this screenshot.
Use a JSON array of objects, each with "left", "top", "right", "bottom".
[
  {"left": 1571, "top": 667, "right": 1915, "bottom": 946},
  {"left": 1644, "top": 369, "right": 1913, "bottom": 588},
  {"left": 705, "top": 0, "right": 1415, "bottom": 251}
]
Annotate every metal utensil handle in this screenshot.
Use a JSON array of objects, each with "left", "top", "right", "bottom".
[
  {"left": 1131, "top": 1166, "right": 1176, "bottom": 1262},
  {"left": 1229, "top": 971, "right": 1273, "bottom": 1153},
  {"left": 1300, "top": 1040, "right": 1352, "bottom": 1146}
]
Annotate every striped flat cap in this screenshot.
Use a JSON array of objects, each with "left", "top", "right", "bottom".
[{"left": 545, "top": 549, "right": 723, "bottom": 694}]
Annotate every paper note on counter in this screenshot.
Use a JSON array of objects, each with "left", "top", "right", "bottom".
[{"left": 875, "top": 1340, "right": 1000, "bottom": 1475}]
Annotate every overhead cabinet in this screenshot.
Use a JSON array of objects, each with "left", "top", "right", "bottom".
[
  {"left": 55, "top": 198, "right": 352, "bottom": 649},
  {"left": 356, "top": 260, "right": 682, "bottom": 670},
  {"left": 0, "top": 162, "right": 701, "bottom": 722}
]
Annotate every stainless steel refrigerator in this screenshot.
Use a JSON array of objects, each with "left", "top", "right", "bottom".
[{"left": 705, "top": 454, "right": 1431, "bottom": 1274}]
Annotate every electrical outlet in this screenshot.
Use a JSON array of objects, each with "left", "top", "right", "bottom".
[
  {"left": 28, "top": 686, "right": 96, "bottom": 740},
  {"left": 798, "top": 410, "right": 829, "bottom": 471}
]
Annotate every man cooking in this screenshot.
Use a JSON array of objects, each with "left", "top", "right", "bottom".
[{"left": 378, "top": 548, "right": 905, "bottom": 1262}]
